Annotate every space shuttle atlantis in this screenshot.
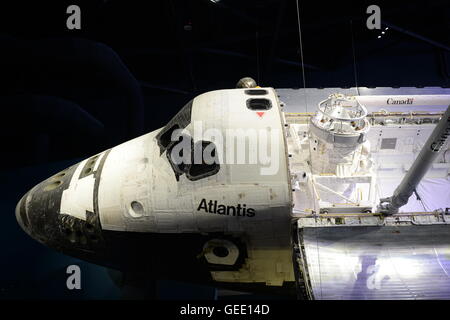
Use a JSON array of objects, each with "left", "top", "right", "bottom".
[{"left": 16, "top": 82, "right": 450, "bottom": 299}]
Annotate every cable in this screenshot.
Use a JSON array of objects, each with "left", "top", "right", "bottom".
[
  {"left": 350, "top": 20, "right": 360, "bottom": 96},
  {"left": 296, "top": 2, "right": 321, "bottom": 297},
  {"left": 415, "top": 189, "right": 429, "bottom": 212},
  {"left": 295, "top": 0, "right": 315, "bottom": 178},
  {"left": 295, "top": 0, "right": 308, "bottom": 112}
]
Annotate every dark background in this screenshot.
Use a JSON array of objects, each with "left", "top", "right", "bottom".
[{"left": 0, "top": 0, "right": 448, "bottom": 299}]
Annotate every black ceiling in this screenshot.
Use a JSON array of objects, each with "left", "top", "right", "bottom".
[
  {"left": 2, "top": 0, "right": 449, "bottom": 90},
  {"left": 0, "top": 0, "right": 449, "bottom": 168}
]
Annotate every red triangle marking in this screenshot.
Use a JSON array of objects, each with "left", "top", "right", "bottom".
[{"left": 256, "top": 112, "right": 265, "bottom": 118}]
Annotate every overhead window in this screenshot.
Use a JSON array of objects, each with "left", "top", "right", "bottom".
[
  {"left": 245, "top": 89, "right": 268, "bottom": 96},
  {"left": 246, "top": 98, "right": 272, "bottom": 110}
]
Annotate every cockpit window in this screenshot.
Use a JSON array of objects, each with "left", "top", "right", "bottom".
[
  {"left": 167, "top": 133, "right": 192, "bottom": 177},
  {"left": 156, "top": 100, "right": 193, "bottom": 154},
  {"left": 159, "top": 124, "right": 180, "bottom": 149},
  {"left": 186, "top": 141, "right": 220, "bottom": 181},
  {"left": 157, "top": 99, "right": 220, "bottom": 181},
  {"left": 166, "top": 138, "right": 220, "bottom": 181}
]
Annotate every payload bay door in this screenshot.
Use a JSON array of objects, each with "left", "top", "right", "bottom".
[{"left": 293, "top": 214, "right": 450, "bottom": 300}]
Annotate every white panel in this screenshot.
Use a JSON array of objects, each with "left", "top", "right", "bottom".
[{"left": 60, "top": 159, "right": 94, "bottom": 221}]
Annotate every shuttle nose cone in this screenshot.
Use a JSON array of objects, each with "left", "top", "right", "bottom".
[
  {"left": 15, "top": 167, "right": 71, "bottom": 246},
  {"left": 14, "top": 163, "right": 103, "bottom": 253},
  {"left": 15, "top": 192, "right": 29, "bottom": 234}
]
